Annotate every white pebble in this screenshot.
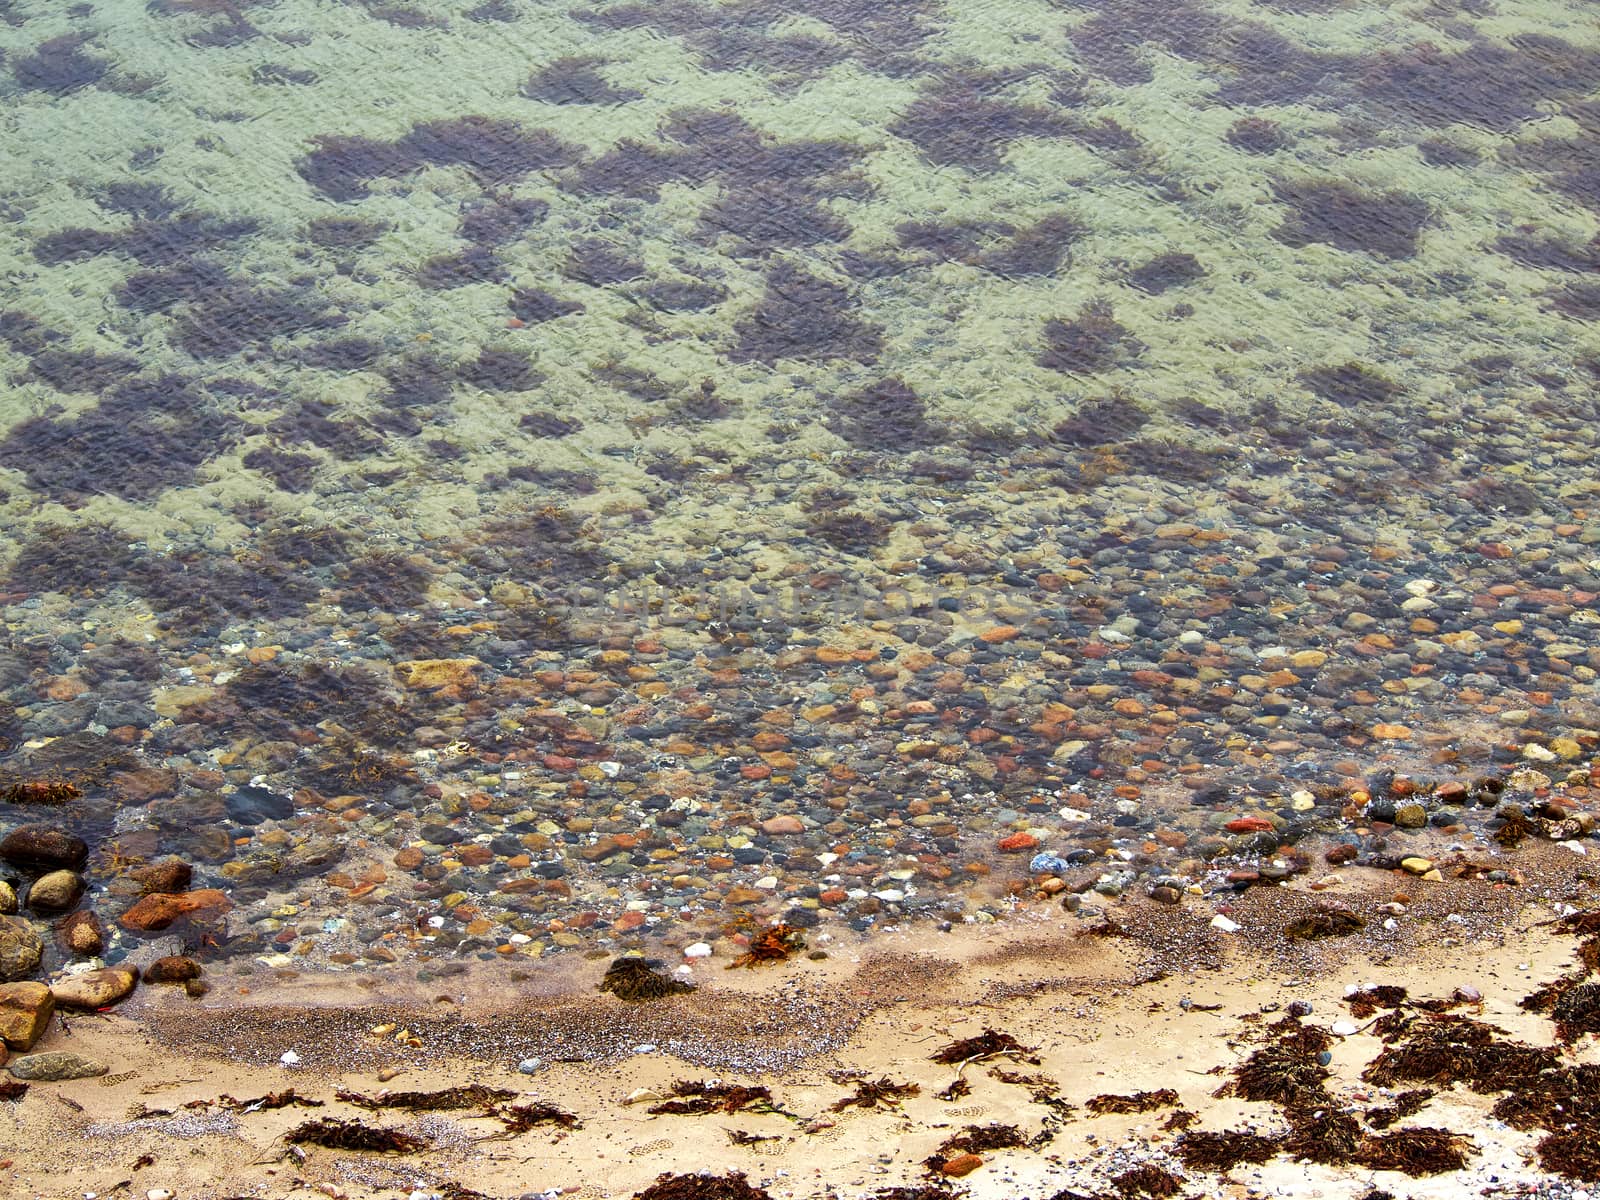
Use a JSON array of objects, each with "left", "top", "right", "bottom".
[
  {"left": 684, "top": 942, "right": 712, "bottom": 958},
  {"left": 279, "top": 1050, "right": 301, "bottom": 1067},
  {"left": 1331, "top": 1021, "right": 1359, "bottom": 1037},
  {"left": 1210, "top": 915, "right": 1240, "bottom": 933},
  {"left": 147, "top": 1191, "right": 174, "bottom": 1200}
]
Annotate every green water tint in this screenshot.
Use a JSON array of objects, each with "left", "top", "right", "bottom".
[{"left": 0, "top": 0, "right": 1598, "bottom": 957}]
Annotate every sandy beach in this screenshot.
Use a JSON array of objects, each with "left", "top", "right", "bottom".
[{"left": 3, "top": 840, "right": 1597, "bottom": 1200}]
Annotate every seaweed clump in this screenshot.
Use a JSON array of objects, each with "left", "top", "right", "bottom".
[
  {"left": 597, "top": 956, "right": 695, "bottom": 1002},
  {"left": 1284, "top": 906, "right": 1364, "bottom": 940},
  {"left": 728, "top": 923, "right": 806, "bottom": 968},
  {"left": 647, "top": 1081, "right": 777, "bottom": 1117},
  {"left": 1109, "top": 1164, "right": 1181, "bottom": 1197},
  {"left": 1353, "top": 1128, "right": 1472, "bottom": 1175},
  {"left": 1363, "top": 1013, "right": 1560, "bottom": 1091},
  {"left": 1274, "top": 179, "right": 1430, "bottom": 260},
  {"left": 830, "top": 1077, "right": 919, "bottom": 1112},
  {"left": 931, "top": 1029, "right": 1038, "bottom": 1065},
  {"left": 1037, "top": 301, "right": 1142, "bottom": 375},
  {"left": 632, "top": 1173, "right": 774, "bottom": 1200},
  {"left": 1087, "top": 1088, "right": 1179, "bottom": 1114},
  {"left": 729, "top": 262, "right": 882, "bottom": 365},
  {"left": 1175, "top": 1129, "right": 1279, "bottom": 1171},
  {"left": 285, "top": 1118, "right": 427, "bottom": 1152}
]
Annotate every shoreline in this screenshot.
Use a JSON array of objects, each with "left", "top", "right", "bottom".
[{"left": 3, "top": 850, "right": 1597, "bottom": 1199}]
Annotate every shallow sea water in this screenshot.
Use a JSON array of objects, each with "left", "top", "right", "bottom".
[{"left": 1, "top": 0, "right": 1599, "bottom": 973}]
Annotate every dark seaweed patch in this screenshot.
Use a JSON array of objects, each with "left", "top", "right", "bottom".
[
  {"left": 1493, "top": 234, "right": 1600, "bottom": 273},
  {"left": 381, "top": 355, "right": 453, "bottom": 409},
  {"left": 1353, "top": 1128, "right": 1472, "bottom": 1175},
  {"left": 563, "top": 239, "right": 645, "bottom": 286},
  {"left": 1126, "top": 252, "right": 1204, "bottom": 294},
  {"left": 1175, "top": 1129, "right": 1279, "bottom": 1171},
  {"left": 520, "top": 411, "right": 582, "bottom": 438},
  {"left": 729, "top": 261, "right": 881, "bottom": 365},
  {"left": 116, "top": 261, "right": 232, "bottom": 313},
  {"left": 116, "top": 214, "right": 261, "bottom": 266},
  {"left": 299, "top": 336, "right": 385, "bottom": 371},
  {"left": 458, "top": 196, "right": 548, "bottom": 245},
  {"left": 306, "top": 215, "right": 391, "bottom": 249},
  {"left": 8, "top": 523, "right": 139, "bottom": 594},
  {"left": 242, "top": 445, "right": 319, "bottom": 492},
  {"left": 252, "top": 63, "right": 317, "bottom": 85},
  {"left": 95, "top": 182, "right": 181, "bottom": 219},
  {"left": 1038, "top": 301, "right": 1142, "bottom": 375},
  {"left": 33, "top": 226, "right": 122, "bottom": 265},
  {"left": 12, "top": 33, "right": 108, "bottom": 94},
  {"left": 981, "top": 213, "right": 1079, "bottom": 277},
  {"left": 1418, "top": 138, "right": 1478, "bottom": 167},
  {"left": 891, "top": 71, "right": 1068, "bottom": 172},
  {"left": 272, "top": 400, "right": 383, "bottom": 458},
  {"left": 149, "top": 0, "right": 266, "bottom": 47},
  {"left": 572, "top": 141, "right": 695, "bottom": 200},
  {"left": 522, "top": 56, "right": 641, "bottom": 104},
  {"left": 632, "top": 1173, "right": 774, "bottom": 1200},
  {"left": 1051, "top": 394, "right": 1148, "bottom": 447},
  {"left": 297, "top": 135, "right": 410, "bottom": 202},
  {"left": 0, "top": 311, "right": 57, "bottom": 355},
  {"left": 509, "top": 287, "right": 583, "bottom": 324},
  {"left": 700, "top": 182, "right": 851, "bottom": 248},
  {"left": 598, "top": 956, "right": 695, "bottom": 1002},
  {"left": 458, "top": 347, "right": 541, "bottom": 391},
  {"left": 1299, "top": 362, "right": 1401, "bottom": 409},
  {"left": 1274, "top": 179, "right": 1429, "bottom": 259},
  {"left": 0, "top": 374, "right": 237, "bottom": 503},
  {"left": 401, "top": 116, "right": 577, "bottom": 181},
  {"left": 1285, "top": 907, "right": 1364, "bottom": 940},
  {"left": 174, "top": 283, "right": 342, "bottom": 358},
  {"left": 1359, "top": 37, "right": 1600, "bottom": 133},
  {"left": 1363, "top": 1014, "right": 1560, "bottom": 1091},
  {"left": 828, "top": 376, "right": 935, "bottom": 449},
  {"left": 28, "top": 347, "right": 139, "bottom": 393},
  {"left": 415, "top": 246, "right": 503, "bottom": 289},
  {"left": 1548, "top": 282, "right": 1600, "bottom": 321},
  {"left": 1227, "top": 117, "right": 1287, "bottom": 154},
  {"left": 895, "top": 219, "right": 994, "bottom": 264}
]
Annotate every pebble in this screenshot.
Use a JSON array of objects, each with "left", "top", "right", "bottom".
[
  {"left": 517, "top": 1058, "right": 543, "bottom": 1074},
  {"left": 1210, "top": 915, "right": 1241, "bottom": 933},
  {"left": 51, "top": 966, "right": 139, "bottom": 1010},
  {"left": 1331, "top": 1021, "right": 1359, "bottom": 1037},
  {"left": 26, "top": 869, "right": 85, "bottom": 913}
]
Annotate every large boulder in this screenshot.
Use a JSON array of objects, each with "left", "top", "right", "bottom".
[
  {"left": 0, "top": 916, "right": 43, "bottom": 982},
  {"left": 0, "top": 982, "right": 53, "bottom": 1050}
]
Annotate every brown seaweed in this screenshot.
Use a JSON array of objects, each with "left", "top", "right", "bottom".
[
  {"left": 285, "top": 1117, "right": 427, "bottom": 1152},
  {"left": 1353, "top": 1128, "right": 1473, "bottom": 1175},
  {"left": 647, "top": 1081, "right": 778, "bottom": 1117},
  {"left": 0, "top": 780, "right": 82, "bottom": 805},
  {"left": 1175, "top": 1129, "right": 1279, "bottom": 1171},
  {"left": 335, "top": 1084, "right": 516, "bottom": 1111},
  {"left": 1284, "top": 907, "right": 1365, "bottom": 940},
  {"left": 632, "top": 1172, "right": 774, "bottom": 1200},
  {"left": 1346, "top": 984, "right": 1407, "bottom": 1018},
  {"left": 599, "top": 956, "right": 695, "bottom": 1002},
  {"left": 930, "top": 1028, "right": 1038, "bottom": 1065},
  {"left": 1538, "top": 1130, "right": 1600, "bottom": 1180},
  {"left": 727, "top": 924, "right": 806, "bottom": 969},
  {"left": 494, "top": 1100, "right": 581, "bottom": 1133},
  {"left": 1086, "top": 1089, "right": 1179, "bottom": 1114},
  {"left": 830, "top": 1077, "right": 920, "bottom": 1112},
  {"left": 1110, "top": 1164, "right": 1182, "bottom": 1197}
]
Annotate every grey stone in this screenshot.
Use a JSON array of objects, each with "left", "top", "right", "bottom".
[
  {"left": 7, "top": 1051, "right": 108, "bottom": 1080},
  {"left": 0, "top": 915, "right": 44, "bottom": 982}
]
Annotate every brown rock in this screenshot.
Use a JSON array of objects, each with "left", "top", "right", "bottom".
[
  {"left": 760, "top": 815, "right": 805, "bottom": 835},
  {"left": 127, "top": 859, "right": 193, "bottom": 895},
  {"left": 143, "top": 956, "right": 202, "bottom": 984},
  {"left": 941, "top": 1153, "right": 984, "bottom": 1177},
  {"left": 393, "top": 847, "right": 425, "bottom": 870},
  {"left": 57, "top": 911, "right": 105, "bottom": 957},
  {"left": 0, "top": 916, "right": 43, "bottom": 982},
  {"left": 0, "top": 982, "right": 53, "bottom": 1050},
  {"left": 51, "top": 966, "right": 138, "bottom": 1010},
  {"left": 119, "top": 888, "right": 231, "bottom": 933},
  {"left": 0, "top": 825, "right": 88, "bottom": 871},
  {"left": 107, "top": 767, "right": 178, "bottom": 804},
  {"left": 724, "top": 888, "right": 767, "bottom": 905}
]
